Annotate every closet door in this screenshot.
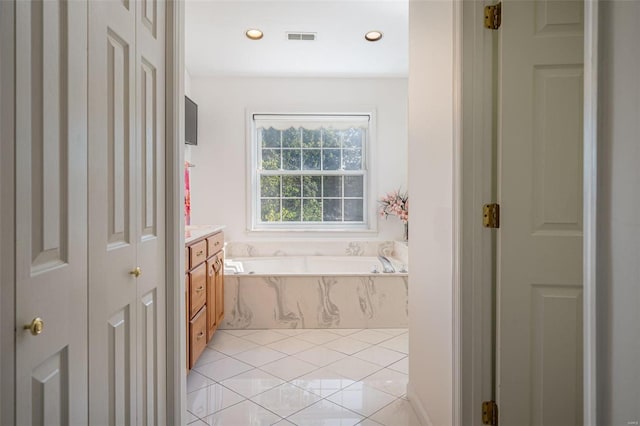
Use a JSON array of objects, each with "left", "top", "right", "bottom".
[
  {"left": 15, "top": 0, "right": 88, "bottom": 423},
  {"left": 135, "top": 0, "right": 166, "bottom": 423},
  {"left": 89, "top": 0, "right": 167, "bottom": 423},
  {"left": 88, "top": 0, "right": 138, "bottom": 423}
]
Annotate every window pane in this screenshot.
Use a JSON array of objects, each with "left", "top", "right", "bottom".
[
  {"left": 260, "top": 175, "right": 280, "bottom": 197},
  {"left": 282, "top": 149, "right": 301, "bottom": 170},
  {"left": 344, "top": 199, "right": 364, "bottom": 222},
  {"left": 262, "top": 127, "right": 281, "bottom": 148},
  {"left": 262, "top": 149, "right": 281, "bottom": 170},
  {"left": 343, "top": 128, "right": 363, "bottom": 149},
  {"left": 323, "top": 199, "right": 342, "bottom": 221},
  {"left": 322, "top": 128, "right": 340, "bottom": 147},
  {"left": 303, "top": 199, "right": 322, "bottom": 221},
  {"left": 344, "top": 176, "right": 363, "bottom": 197},
  {"left": 343, "top": 149, "right": 362, "bottom": 170},
  {"left": 282, "top": 199, "right": 301, "bottom": 221},
  {"left": 303, "top": 129, "right": 321, "bottom": 148},
  {"left": 303, "top": 150, "right": 321, "bottom": 170},
  {"left": 283, "top": 127, "right": 301, "bottom": 148},
  {"left": 322, "top": 149, "right": 341, "bottom": 170},
  {"left": 282, "top": 176, "right": 301, "bottom": 197},
  {"left": 323, "top": 176, "right": 342, "bottom": 197},
  {"left": 303, "top": 176, "right": 321, "bottom": 197},
  {"left": 261, "top": 199, "right": 280, "bottom": 221}
]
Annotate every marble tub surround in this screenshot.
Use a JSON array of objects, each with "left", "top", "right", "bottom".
[
  {"left": 185, "top": 225, "right": 226, "bottom": 244},
  {"left": 225, "top": 240, "right": 399, "bottom": 259},
  {"left": 222, "top": 275, "right": 408, "bottom": 330}
]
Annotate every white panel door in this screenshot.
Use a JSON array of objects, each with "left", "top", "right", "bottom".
[
  {"left": 15, "top": 0, "right": 88, "bottom": 424},
  {"left": 497, "top": 0, "right": 584, "bottom": 424},
  {"left": 88, "top": 0, "right": 138, "bottom": 424},
  {"left": 135, "top": 0, "right": 166, "bottom": 424},
  {"left": 89, "top": 0, "right": 167, "bottom": 424}
]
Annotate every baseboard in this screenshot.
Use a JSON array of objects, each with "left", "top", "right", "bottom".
[{"left": 407, "top": 381, "right": 434, "bottom": 426}]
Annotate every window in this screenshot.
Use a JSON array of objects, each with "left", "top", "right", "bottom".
[{"left": 250, "top": 114, "right": 372, "bottom": 231}]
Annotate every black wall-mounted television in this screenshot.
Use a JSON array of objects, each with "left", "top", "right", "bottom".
[{"left": 185, "top": 95, "right": 198, "bottom": 145}]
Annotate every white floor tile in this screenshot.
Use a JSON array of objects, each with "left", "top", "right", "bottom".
[
  {"left": 369, "top": 398, "right": 422, "bottom": 426},
  {"left": 219, "top": 329, "right": 260, "bottom": 337},
  {"left": 349, "top": 330, "right": 394, "bottom": 345},
  {"left": 186, "top": 383, "right": 245, "bottom": 418},
  {"left": 242, "top": 330, "right": 290, "bottom": 345},
  {"left": 378, "top": 334, "right": 408, "bottom": 354},
  {"left": 266, "top": 337, "right": 316, "bottom": 355},
  {"left": 387, "top": 357, "right": 408, "bottom": 375},
  {"left": 325, "top": 329, "right": 363, "bottom": 337},
  {"left": 291, "top": 367, "right": 355, "bottom": 398},
  {"left": 187, "top": 370, "right": 215, "bottom": 393},
  {"left": 272, "top": 420, "right": 296, "bottom": 425},
  {"left": 202, "top": 399, "right": 282, "bottom": 426},
  {"left": 297, "top": 330, "right": 343, "bottom": 345},
  {"left": 356, "top": 419, "right": 384, "bottom": 425},
  {"left": 186, "top": 411, "right": 199, "bottom": 424},
  {"left": 187, "top": 419, "right": 208, "bottom": 426},
  {"left": 352, "top": 346, "right": 406, "bottom": 367},
  {"left": 359, "top": 368, "right": 408, "bottom": 397},
  {"left": 326, "top": 382, "right": 397, "bottom": 417},
  {"left": 271, "top": 328, "right": 309, "bottom": 336},
  {"left": 375, "top": 328, "right": 408, "bottom": 336},
  {"left": 260, "top": 356, "right": 319, "bottom": 381},
  {"left": 233, "top": 346, "right": 288, "bottom": 367},
  {"left": 194, "top": 357, "right": 254, "bottom": 382},
  {"left": 325, "top": 357, "right": 382, "bottom": 381},
  {"left": 323, "top": 337, "right": 371, "bottom": 355},
  {"left": 294, "top": 346, "right": 347, "bottom": 367},
  {"left": 287, "top": 399, "right": 364, "bottom": 426},
  {"left": 220, "top": 369, "right": 285, "bottom": 398},
  {"left": 249, "top": 383, "right": 321, "bottom": 418},
  {"left": 208, "top": 334, "right": 259, "bottom": 356},
  {"left": 193, "top": 348, "right": 228, "bottom": 368}
]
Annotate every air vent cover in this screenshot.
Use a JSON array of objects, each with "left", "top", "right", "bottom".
[{"left": 286, "top": 32, "right": 316, "bottom": 41}]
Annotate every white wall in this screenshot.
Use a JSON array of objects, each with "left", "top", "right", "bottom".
[
  {"left": 597, "top": 1, "right": 640, "bottom": 424},
  {"left": 186, "top": 76, "right": 408, "bottom": 242},
  {"left": 407, "top": 0, "right": 455, "bottom": 425}
]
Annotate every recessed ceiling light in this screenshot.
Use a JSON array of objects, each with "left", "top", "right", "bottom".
[
  {"left": 364, "top": 31, "right": 383, "bottom": 42},
  {"left": 245, "top": 29, "right": 264, "bottom": 40}
]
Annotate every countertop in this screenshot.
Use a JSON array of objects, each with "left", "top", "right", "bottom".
[{"left": 185, "top": 225, "right": 225, "bottom": 245}]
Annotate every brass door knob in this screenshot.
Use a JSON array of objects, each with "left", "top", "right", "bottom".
[
  {"left": 24, "top": 317, "right": 44, "bottom": 336},
  {"left": 129, "top": 267, "right": 142, "bottom": 278}
]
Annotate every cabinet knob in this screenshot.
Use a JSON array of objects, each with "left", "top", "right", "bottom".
[
  {"left": 24, "top": 317, "right": 44, "bottom": 336},
  {"left": 129, "top": 267, "right": 142, "bottom": 278}
]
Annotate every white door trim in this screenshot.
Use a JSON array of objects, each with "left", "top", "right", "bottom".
[
  {"left": 165, "top": 0, "right": 186, "bottom": 424},
  {"left": 0, "top": 1, "right": 15, "bottom": 424},
  {"left": 583, "top": 0, "right": 598, "bottom": 423}
]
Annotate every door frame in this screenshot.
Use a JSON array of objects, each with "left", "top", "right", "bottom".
[
  {"left": 582, "top": 0, "right": 598, "bottom": 423},
  {"left": 0, "top": 0, "right": 15, "bottom": 424},
  {"left": 165, "top": 0, "right": 187, "bottom": 424}
]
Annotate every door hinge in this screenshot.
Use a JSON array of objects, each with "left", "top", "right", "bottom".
[
  {"left": 484, "top": 2, "right": 502, "bottom": 30},
  {"left": 482, "top": 400, "right": 498, "bottom": 425},
  {"left": 483, "top": 203, "right": 500, "bottom": 228}
]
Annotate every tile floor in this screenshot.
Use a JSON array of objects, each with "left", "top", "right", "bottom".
[{"left": 187, "top": 328, "right": 421, "bottom": 426}]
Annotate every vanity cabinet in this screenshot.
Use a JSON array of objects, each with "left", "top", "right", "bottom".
[{"left": 185, "top": 229, "right": 224, "bottom": 370}]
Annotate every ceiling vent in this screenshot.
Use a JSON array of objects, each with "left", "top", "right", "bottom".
[{"left": 286, "top": 32, "right": 316, "bottom": 41}]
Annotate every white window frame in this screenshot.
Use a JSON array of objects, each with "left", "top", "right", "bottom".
[{"left": 247, "top": 111, "right": 377, "bottom": 233}]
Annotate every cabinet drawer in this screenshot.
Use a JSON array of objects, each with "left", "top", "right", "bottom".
[
  {"left": 189, "top": 306, "right": 207, "bottom": 369},
  {"left": 189, "top": 240, "right": 207, "bottom": 269},
  {"left": 189, "top": 263, "right": 206, "bottom": 318},
  {"left": 207, "top": 232, "right": 224, "bottom": 257},
  {"left": 185, "top": 247, "right": 189, "bottom": 272}
]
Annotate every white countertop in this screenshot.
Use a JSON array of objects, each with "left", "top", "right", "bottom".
[{"left": 185, "top": 225, "right": 225, "bottom": 245}]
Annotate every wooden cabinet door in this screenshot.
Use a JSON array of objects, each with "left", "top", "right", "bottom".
[
  {"left": 206, "top": 259, "right": 217, "bottom": 341},
  {"left": 214, "top": 253, "right": 225, "bottom": 325}
]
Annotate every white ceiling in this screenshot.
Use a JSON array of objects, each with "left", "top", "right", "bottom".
[{"left": 185, "top": 0, "right": 408, "bottom": 78}]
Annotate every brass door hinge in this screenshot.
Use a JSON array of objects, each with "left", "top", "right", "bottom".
[
  {"left": 484, "top": 2, "right": 502, "bottom": 30},
  {"left": 483, "top": 203, "right": 500, "bottom": 228},
  {"left": 482, "top": 400, "right": 498, "bottom": 425}
]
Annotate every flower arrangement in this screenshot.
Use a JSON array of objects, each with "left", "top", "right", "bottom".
[{"left": 379, "top": 189, "right": 409, "bottom": 224}]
